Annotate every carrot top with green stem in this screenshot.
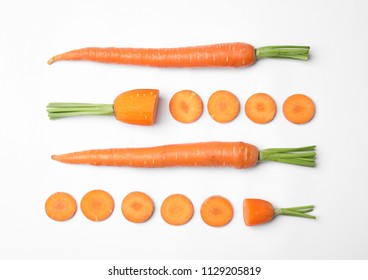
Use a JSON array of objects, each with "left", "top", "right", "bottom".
[
  {"left": 47, "top": 43, "right": 310, "bottom": 67},
  {"left": 243, "top": 199, "right": 316, "bottom": 226}
]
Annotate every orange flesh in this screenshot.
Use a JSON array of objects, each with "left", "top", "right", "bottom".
[
  {"left": 80, "top": 190, "right": 114, "bottom": 222},
  {"left": 160, "top": 194, "right": 194, "bottom": 225},
  {"left": 243, "top": 198, "right": 274, "bottom": 226},
  {"left": 47, "top": 43, "right": 256, "bottom": 68},
  {"left": 51, "top": 141, "right": 259, "bottom": 169},
  {"left": 114, "top": 89, "right": 159, "bottom": 126},
  {"left": 45, "top": 192, "right": 77, "bottom": 222},
  {"left": 282, "top": 94, "right": 315, "bottom": 124},
  {"left": 207, "top": 90, "right": 240, "bottom": 123},
  {"left": 200, "top": 195, "right": 233, "bottom": 227},
  {"left": 245, "top": 93, "right": 277, "bottom": 124},
  {"left": 169, "top": 90, "right": 203, "bottom": 123},
  {"left": 121, "top": 191, "right": 154, "bottom": 223}
]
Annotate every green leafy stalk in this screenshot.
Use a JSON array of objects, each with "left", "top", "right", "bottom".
[
  {"left": 274, "top": 205, "right": 316, "bottom": 219},
  {"left": 259, "top": 145, "right": 316, "bottom": 167},
  {"left": 256, "top": 45, "right": 310, "bottom": 61},
  {"left": 47, "top": 103, "right": 115, "bottom": 119}
]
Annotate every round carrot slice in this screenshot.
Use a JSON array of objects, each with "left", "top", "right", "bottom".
[
  {"left": 160, "top": 194, "right": 194, "bottom": 225},
  {"left": 283, "top": 94, "right": 315, "bottom": 124},
  {"left": 169, "top": 90, "right": 203, "bottom": 123},
  {"left": 81, "top": 189, "right": 114, "bottom": 222},
  {"left": 245, "top": 93, "right": 276, "bottom": 124},
  {"left": 207, "top": 90, "right": 240, "bottom": 123},
  {"left": 121, "top": 191, "right": 154, "bottom": 223},
  {"left": 45, "top": 192, "right": 77, "bottom": 222},
  {"left": 200, "top": 195, "right": 233, "bottom": 227}
]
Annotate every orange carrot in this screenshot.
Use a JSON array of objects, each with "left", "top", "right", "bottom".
[
  {"left": 52, "top": 141, "right": 316, "bottom": 168},
  {"left": 47, "top": 89, "right": 159, "bottom": 126},
  {"left": 243, "top": 199, "right": 316, "bottom": 226},
  {"left": 160, "top": 194, "right": 194, "bottom": 226},
  {"left": 200, "top": 195, "right": 233, "bottom": 227},
  {"left": 121, "top": 191, "right": 154, "bottom": 223},
  {"left": 282, "top": 94, "right": 315, "bottom": 124},
  {"left": 207, "top": 90, "right": 240, "bottom": 123},
  {"left": 45, "top": 192, "right": 77, "bottom": 222},
  {"left": 81, "top": 190, "right": 114, "bottom": 222},
  {"left": 48, "top": 43, "right": 310, "bottom": 68},
  {"left": 245, "top": 93, "right": 277, "bottom": 124},
  {"left": 169, "top": 90, "right": 203, "bottom": 123}
]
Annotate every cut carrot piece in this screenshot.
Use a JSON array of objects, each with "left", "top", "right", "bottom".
[
  {"left": 245, "top": 93, "right": 276, "bottom": 124},
  {"left": 121, "top": 191, "right": 154, "bottom": 223},
  {"left": 81, "top": 190, "right": 114, "bottom": 222},
  {"left": 207, "top": 90, "right": 240, "bottom": 123},
  {"left": 200, "top": 195, "right": 233, "bottom": 227},
  {"left": 47, "top": 89, "right": 159, "bottom": 126},
  {"left": 160, "top": 194, "right": 194, "bottom": 225},
  {"left": 243, "top": 199, "right": 274, "bottom": 226},
  {"left": 283, "top": 94, "right": 315, "bottom": 124},
  {"left": 169, "top": 90, "right": 203, "bottom": 123},
  {"left": 243, "top": 198, "right": 316, "bottom": 226},
  {"left": 45, "top": 192, "right": 77, "bottom": 222}
]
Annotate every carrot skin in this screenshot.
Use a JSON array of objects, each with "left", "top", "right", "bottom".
[
  {"left": 48, "top": 43, "right": 256, "bottom": 67},
  {"left": 51, "top": 142, "right": 259, "bottom": 169}
]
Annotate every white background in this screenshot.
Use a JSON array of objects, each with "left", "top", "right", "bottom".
[{"left": 0, "top": 0, "right": 367, "bottom": 260}]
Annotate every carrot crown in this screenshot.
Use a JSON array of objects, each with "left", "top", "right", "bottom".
[
  {"left": 256, "top": 46, "right": 310, "bottom": 61},
  {"left": 259, "top": 145, "right": 316, "bottom": 167}
]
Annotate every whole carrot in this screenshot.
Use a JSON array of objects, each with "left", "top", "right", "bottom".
[
  {"left": 52, "top": 141, "right": 316, "bottom": 168},
  {"left": 47, "top": 43, "right": 310, "bottom": 68}
]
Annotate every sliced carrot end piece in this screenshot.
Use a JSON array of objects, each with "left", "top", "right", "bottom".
[
  {"left": 200, "top": 195, "right": 233, "bottom": 227},
  {"left": 243, "top": 199, "right": 274, "bottom": 226},
  {"left": 283, "top": 94, "right": 315, "bottom": 124},
  {"left": 160, "top": 194, "right": 194, "bottom": 226},
  {"left": 81, "top": 190, "right": 114, "bottom": 222},
  {"left": 245, "top": 93, "right": 276, "bottom": 124},
  {"left": 114, "top": 89, "right": 159, "bottom": 126},
  {"left": 169, "top": 90, "right": 203, "bottom": 123},
  {"left": 122, "top": 191, "right": 154, "bottom": 223},
  {"left": 207, "top": 90, "right": 240, "bottom": 123}
]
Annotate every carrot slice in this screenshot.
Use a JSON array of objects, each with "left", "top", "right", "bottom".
[
  {"left": 245, "top": 93, "right": 276, "bottom": 124},
  {"left": 121, "top": 191, "right": 154, "bottom": 223},
  {"left": 207, "top": 90, "right": 240, "bottom": 123},
  {"left": 160, "top": 194, "right": 194, "bottom": 225},
  {"left": 45, "top": 192, "right": 77, "bottom": 221},
  {"left": 200, "top": 195, "right": 233, "bottom": 227},
  {"left": 243, "top": 199, "right": 274, "bottom": 226},
  {"left": 169, "top": 90, "right": 203, "bottom": 123},
  {"left": 283, "top": 94, "right": 315, "bottom": 124},
  {"left": 81, "top": 190, "right": 114, "bottom": 222}
]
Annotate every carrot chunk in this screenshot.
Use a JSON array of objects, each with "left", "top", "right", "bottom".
[
  {"left": 160, "top": 194, "right": 194, "bottom": 225},
  {"left": 207, "top": 90, "right": 240, "bottom": 123},
  {"left": 243, "top": 199, "right": 274, "bottom": 226},
  {"left": 121, "top": 191, "right": 154, "bottom": 223},
  {"left": 282, "top": 94, "right": 315, "bottom": 124},
  {"left": 45, "top": 192, "right": 77, "bottom": 222},
  {"left": 81, "top": 190, "right": 114, "bottom": 222},
  {"left": 169, "top": 90, "right": 203, "bottom": 123},
  {"left": 245, "top": 93, "right": 276, "bottom": 124},
  {"left": 200, "top": 195, "right": 233, "bottom": 227}
]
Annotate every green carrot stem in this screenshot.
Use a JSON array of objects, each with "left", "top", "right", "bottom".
[
  {"left": 274, "top": 205, "right": 316, "bottom": 219},
  {"left": 259, "top": 146, "right": 316, "bottom": 167},
  {"left": 256, "top": 45, "right": 310, "bottom": 61},
  {"left": 47, "top": 103, "right": 115, "bottom": 119}
]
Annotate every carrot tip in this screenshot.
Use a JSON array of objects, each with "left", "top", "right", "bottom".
[{"left": 47, "top": 57, "right": 55, "bottom": 65}]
